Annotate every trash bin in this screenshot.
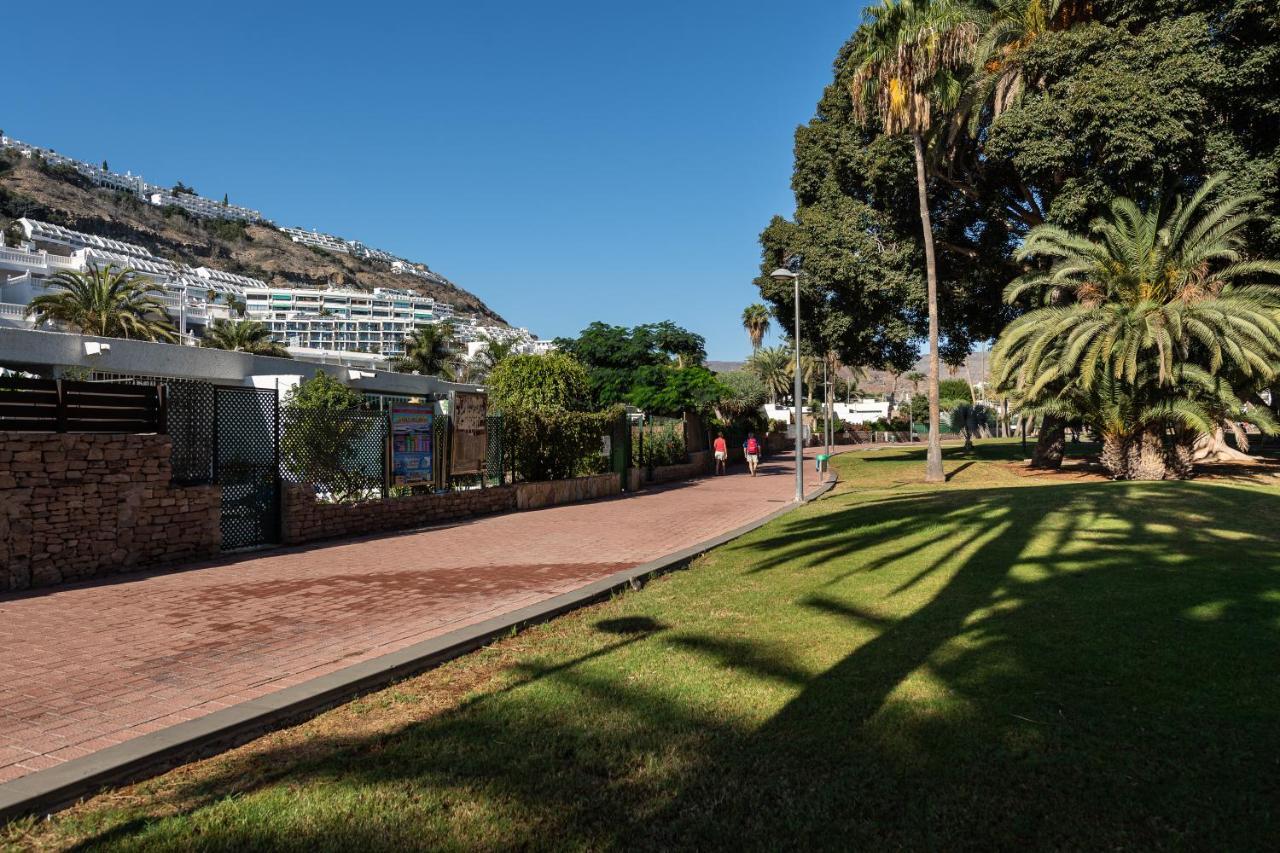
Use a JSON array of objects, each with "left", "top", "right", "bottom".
[{"left": 816, "top": 453, "right": 830, "bottom": 474}]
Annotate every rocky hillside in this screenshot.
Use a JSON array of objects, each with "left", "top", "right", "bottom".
[{"left": 0, "top": 151, "right": 505, "bottom": 323}]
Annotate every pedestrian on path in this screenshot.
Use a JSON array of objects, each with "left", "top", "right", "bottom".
[
  {"left": 744, "top": 432, "right": 760, "bottom": 476},
  {"left": 713, "top": 432, "right": 728, "bottom": 475}
]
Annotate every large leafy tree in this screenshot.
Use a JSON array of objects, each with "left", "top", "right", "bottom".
[
  {"left": 553, "top": 321, "right": 715, "bottom": 414},
  {"left": 992, "top": 176, "right": 1280, "bottom": 480},
  {"left": 392, "top": 322, "right": 458, "bottom": 379},
  {"left": 759, "top": 0, "right": 1280, "bottom": 468},
  {"left": 27, "top": 264, "right": 177, "bottom": 342},
  {"left": 200, "top": 319, "right": 291, "bottom": 357}
]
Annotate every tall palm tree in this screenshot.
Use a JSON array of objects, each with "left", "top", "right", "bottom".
[
  {"left": 26, "top": 264, "right": 177, "bottom": 342},
  {"left": 848, "top": 0, "right": 981, "bottom": 483},
  {"left": 747, "top": 346, "right": 793, "bottom": 404},
  {"left": 392, "top": 321, "right": 458, "bottom": 379},
  {"left": 741, "top": 303, "right": 771, "bottom": 350},
  {"left": 992, "top": 174, "right": 1280, "bottom": 479},
  {"left": 200, "top": 318, "right": 291, "bottom": 357}
]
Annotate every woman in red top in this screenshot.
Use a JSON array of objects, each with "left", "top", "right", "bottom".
[{"left": 713, "top": 433, "right": 728, "bottom": 475}]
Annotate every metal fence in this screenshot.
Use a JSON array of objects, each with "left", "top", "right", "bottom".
[{"left": 280, "top": 408, "right": 389, "bottom": 503}]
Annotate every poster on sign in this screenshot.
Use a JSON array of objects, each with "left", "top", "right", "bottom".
[
  {"left": 450, "top": 391, "right": 488, "bottom": 476},
  {"left": 390, "top": 404, "right": 433, "bottom": 485}
]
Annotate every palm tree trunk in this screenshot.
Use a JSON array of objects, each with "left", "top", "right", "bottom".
[
  {"left": 1030, "top": 415, "right": 1065, "bottom": 469},
  {"left": 912, "top": 133, "right": 945, "bottom": 483}
]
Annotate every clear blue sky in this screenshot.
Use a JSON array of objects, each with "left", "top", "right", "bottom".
[{"left": 5, "top": 1, "right": 862, "bottom": 361}]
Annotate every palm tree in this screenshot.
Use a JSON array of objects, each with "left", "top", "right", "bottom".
[
  {"left": 741, "top": 304, "right": 771, "bottom": 350},
  {"left": 466, "top": 334, "right": 519, "bottom": 383},
  {"left": 848, "top": 0, "right": 981, "bottom": 483},
  {"left": 26, "top": 264, "right": 177, "bottom": 342},
  {"left": 992, "top": 174, "right": 1280, "bottom": 479},
  {"left": 392, "top": 322, "right": 458, "bottom": 379},
  {"left": 747, "top": 346, "right": 793, "bottom": 404},
  {"left": 968, "top": 0, "right": 1092, "bottom": 128},
  {"left": 200, "top": 319, "right": 291, "bottom": 357}
]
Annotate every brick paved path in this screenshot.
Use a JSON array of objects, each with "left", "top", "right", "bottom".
[{"left": 0, "top": 452, "right": 830, "bottom": 783}]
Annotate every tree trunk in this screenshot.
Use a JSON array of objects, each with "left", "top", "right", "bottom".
[
  {"left": 1101, "top": 430, "right": 1194, "bottom": 481},
  {"left": 1030, "top": 415, "right": 1065, "bottom": 469},
  {"left": 912, "top": 133, "right": 945, "bottom": 483},
  {"left": 1191, "top": 426, "right": 1255, "bottom": 464}
]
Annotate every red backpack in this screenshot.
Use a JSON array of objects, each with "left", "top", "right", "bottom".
[{"left": 746, "top": 437, "right": 759, "bottom": 455}]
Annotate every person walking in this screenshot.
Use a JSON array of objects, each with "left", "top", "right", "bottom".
[
  {"left": 744, "top": 432, "right": 760, "bottom": 477},
  {"left": 713, "top": 433, "right": 728, "bottom": 475}
]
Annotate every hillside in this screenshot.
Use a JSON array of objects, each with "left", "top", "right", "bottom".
[{"left": 0, "top": 152, "right": 505, "bottom": 323}]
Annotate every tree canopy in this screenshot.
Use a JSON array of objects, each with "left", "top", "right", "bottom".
[
  {"left": 757, "top": 0, "right": 1280, "bottom": 372},
  {"left": 552, "top": 321, "right": 721, "bottom": 415}
]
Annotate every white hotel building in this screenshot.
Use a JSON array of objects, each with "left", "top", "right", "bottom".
[{"left": 0, "top": 219, "right": 506, "bottom": 366}]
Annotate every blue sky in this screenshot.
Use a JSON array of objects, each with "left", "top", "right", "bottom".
[{"left": 5, "top": 1, "right": 862, "bottom": 361}]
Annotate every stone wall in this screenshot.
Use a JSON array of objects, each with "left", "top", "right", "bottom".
[
  {"left": 283, "top": 484, "right": 517, "bottom": 545},
  {"left": 514, "top": 473, "right": 619, "bottom": 510},
  {"left": 0, "top": 433, "right": 221, "bottom": 591}
]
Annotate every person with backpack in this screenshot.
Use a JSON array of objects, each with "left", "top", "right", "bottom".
[{"left": 744, "top": 432, "right": 760, "bottom": 476}]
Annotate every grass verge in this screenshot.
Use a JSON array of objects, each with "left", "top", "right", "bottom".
[{"left": 6, "top": 440, "right": 1280, "bottom": 850}]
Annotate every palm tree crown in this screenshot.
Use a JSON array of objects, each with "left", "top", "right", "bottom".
[
  {"left": 747, "top": 346, "right": 793, "bottom": 404},
  {"left": 741, "top": 304, "right": 771, "bottom": 350},
  {"left": 201, "top": 319, "right": 291, "bottom": 357},
  {"left": 993, "top": 174, "right": 1280, "bottom": 479},
  {"left": 26, "top": 264, "right": 177, "bottom": 342},
  {"left": 392, "top": 322, "right": 458, "bottom": 379},
  {"left": 466, "top": 334, "right": 519, "bottom": 383}
]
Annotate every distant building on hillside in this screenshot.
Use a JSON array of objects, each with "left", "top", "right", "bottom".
[{"left": 279, "top": 227, "right": 351, "bottom": 254}]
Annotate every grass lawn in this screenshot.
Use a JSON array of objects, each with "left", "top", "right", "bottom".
[{"left": 7, "top": 439, "right": 1280, "bottom": 851}]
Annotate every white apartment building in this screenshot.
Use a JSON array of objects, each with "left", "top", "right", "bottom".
[
  {"left": 241, "top": 286, "right": 454, "bottom": 357},
  {"left": 279, "top": 227, "right": 350, "bottom": 254},
  {"left": 0, "top": 135, "right": 263, "bottom": 224},
  {"left": 147, "top": 191, "right": 262, "bottom": 223}
]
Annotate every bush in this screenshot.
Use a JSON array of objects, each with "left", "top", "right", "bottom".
[
  {"left": 505, "top": 406, "right": 621, "bottom": 481},
  {"left": 280, "top": 374, "right": 382, "bottom": 502},
  {"left": 634, "top": 421, "right": 686, "bottom": 468},
  {"left": 488, "top": 353, "right": 590, "bottom": 413}
]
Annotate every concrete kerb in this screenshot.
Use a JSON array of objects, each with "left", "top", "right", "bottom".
[{"left": 0, "top": 472, "right": 840, "bottom": 825}]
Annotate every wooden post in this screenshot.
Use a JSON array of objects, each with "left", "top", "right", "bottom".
[{"left": 54, "top": 379, "right": 67, "bottom": 434}]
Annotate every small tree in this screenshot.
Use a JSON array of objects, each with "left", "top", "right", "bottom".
[{"left": 280, "top": 374, "right": 378, "bottom": 502}]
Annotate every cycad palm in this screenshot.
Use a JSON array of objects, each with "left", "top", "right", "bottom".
[
  {"left": 848, "top": 0, "right": 981, "bottom": 483},
  {"left": 747, "top": 346, "right": 793, "bottom": 404},
  {"left": 392, "top": 322, "right": 458, "bottom": 379},
  {"left": 741, "top": 304, "right": 771, "bottom": 350},
  {"left": 26, "top": 264, "right": 177, "bottom": 342},
  {"left": 992, "top": 174, "right": 1280, "bottom": 480},
  {"left": 200, "top": 319, "right": 291, "bottom": 357}
]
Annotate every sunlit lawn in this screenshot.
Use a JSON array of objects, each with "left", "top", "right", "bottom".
[{"left": 7, "top": 440, "right": 1280, "bottom": 850}]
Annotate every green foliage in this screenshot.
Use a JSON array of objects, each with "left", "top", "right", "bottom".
[
  {"left": 281, "top": 374, "right": 380, "bottom": 503},
  {"left": 505, "top": 407, "right": 622, "bottom": 481},
  {"left": 553, "top": 321, "right": 715, "bottom": 414},
  {"left": 741, "top": 304, "right": 771, "bottom": 349},
  {"left": 634, "top": 420, "right": 687, "bottom": 468},
  {"left": 200, "top": 319, "right": 290, "bottom": 357},
  {"left": 992, "top": 175, "right": 1280, "bottom": 479},
  {"left": 206, "top": 218, "right": 248, "bottom": 242},
  {"left": 173, "top": 181, "right": 196, "bottom": 196},
  {"left": 391, "top": 323, "right": 458, "bottom": 379},
  {"left": 465, "top": 334, "right": 520, "bottom": 383},
  {"left": 746, "top": 346, "right": 793, "bottom": 403},
  {"left": 486, "top": 353, "right": 590, "bottom": 413},
  {"left": 938, "top": 378, "right": 972, "bottom": 401},
  {"left": 713, "top": 370, "right": 767, "bottom": 422},
  {"left": 26, "top": 264, "right": 176, "bottom": 342}
]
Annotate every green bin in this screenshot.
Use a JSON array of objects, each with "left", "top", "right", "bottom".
[{"left": 816, "top": 453, "right": 830, "bottom": 473}]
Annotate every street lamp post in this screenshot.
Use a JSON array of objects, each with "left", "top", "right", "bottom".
[{"left": 771, "top": 256, "right": 804, "bottom": 502}]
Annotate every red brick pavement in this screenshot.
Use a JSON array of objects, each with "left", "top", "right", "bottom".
[{"left": 0, "top": 452, "right": 832, "bottom": 783}]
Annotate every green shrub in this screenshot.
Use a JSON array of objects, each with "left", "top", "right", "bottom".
[
  {"left": 505, "top": 406, "right": 621, "bottom": 481},
  {"left": 488, "top": 353, "right": 590, "bottom": 413},
  {"left": 633, "top": 421, "right": 686, "bottom": 468}
]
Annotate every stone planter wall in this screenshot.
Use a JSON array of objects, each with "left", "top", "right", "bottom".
[
  {"left": 283, "top": 484, "right": 517, "bottom": 545},
  {"left": 0, "top": 433, "right": 221, "bottom": 591},
  {"left": 514, "top": 473, "right": 620, "bottom": 510}
]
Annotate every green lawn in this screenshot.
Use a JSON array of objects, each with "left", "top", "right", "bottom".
[{"left": 9, "top": 440, "right": 1280, "bottom": 851}]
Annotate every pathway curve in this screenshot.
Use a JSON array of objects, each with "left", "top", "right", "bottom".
[{"left": 0, "top": 451, "right": 831, "bottom": 783}]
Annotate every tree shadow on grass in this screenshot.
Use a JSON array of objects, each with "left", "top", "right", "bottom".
[{"left": 57, "top": 482, "right": 1280, "bottom": 851}]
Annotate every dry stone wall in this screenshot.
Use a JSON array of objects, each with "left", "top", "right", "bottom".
[{"left": 0, "top": 433, "right": 220, "bottom": 591}]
